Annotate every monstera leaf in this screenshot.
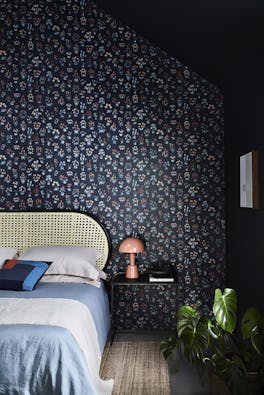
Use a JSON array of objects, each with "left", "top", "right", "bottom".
[
  {"left": 161, "top": 288, "right": 264, "bottom": 395},
  {"left": 213, "top": 288, "right": 237, "bottom": 333},
  {"left": 251, "top": 325, "right": 264, "bottom": 356},
  {"left": 160, "top": 334, "right": 179, "bottom": 360},
  {"left": 242, "top": 307, "right": 264, "bottom": 355},
  {"left": 177, "top": 306, "right": 200, "bottom": 337},
  {"left": 241, "top": 308, "right": 263, "bottom": 338},
  {"left": 176, "top": 306, "right": 210, "bottom": 362}
]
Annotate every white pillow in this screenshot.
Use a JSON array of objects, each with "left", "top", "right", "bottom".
[
  {"left": 0, "top": 247, "right": 17, "bottom": 268},
  {"left": 40, "top": 274, "right": 101, "bottom": 288},
  {"left": 20, "top": 246, "right": 104, "bottom": 281}
]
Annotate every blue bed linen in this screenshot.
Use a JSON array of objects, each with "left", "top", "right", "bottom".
[
  {"left": 0, "top": 325, "right": 97, "bottom": 395},
  {"left": 0, "top": 281, "right": 111, "bottom": 395},
  {"left": 0, "top": 281, "right": 110, "bottom": 353}
]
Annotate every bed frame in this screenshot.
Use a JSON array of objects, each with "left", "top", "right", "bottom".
[{"left": 0, "top": 211, "right": 111, "bottom": 270}]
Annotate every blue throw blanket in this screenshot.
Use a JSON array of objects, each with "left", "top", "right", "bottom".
[{"left": 0, "top": 282, "right": 111, "bottom": 395}]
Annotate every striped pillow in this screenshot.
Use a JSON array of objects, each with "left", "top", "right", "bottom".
[{"left": 0, "top": 260, "right": 51, "bottom": 291}]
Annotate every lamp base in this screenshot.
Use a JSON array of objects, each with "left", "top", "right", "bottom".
[{"left": 126, "top": 264, "right": 139, "bottom": 279}]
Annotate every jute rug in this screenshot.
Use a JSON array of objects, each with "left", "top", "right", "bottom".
[{"left": 100, "top": 334, "right": 170, "bottom": 395}]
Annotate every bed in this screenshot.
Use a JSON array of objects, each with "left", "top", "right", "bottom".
[{"left": 0, "top": 211, "right": 114, "bottom": 395}]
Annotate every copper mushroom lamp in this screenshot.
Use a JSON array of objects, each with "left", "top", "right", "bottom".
[{"left": 119, "top": 237, "right": 145, "bottom": 279}]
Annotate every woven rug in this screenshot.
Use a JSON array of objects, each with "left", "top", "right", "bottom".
[{"left": 100, "top": 335, "right": 170, "bottom": 395}]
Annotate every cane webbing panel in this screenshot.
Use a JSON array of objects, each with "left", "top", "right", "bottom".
[{"left": 0, "top": 212, "right": 110, "bottom": 270}]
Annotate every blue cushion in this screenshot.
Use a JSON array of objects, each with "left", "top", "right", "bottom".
[{"left": 0, "top": 260, "right": 51, "bottom": 291}]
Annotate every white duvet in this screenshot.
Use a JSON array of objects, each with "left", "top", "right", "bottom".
[{"left": 0, "top": 298, "right": 113, "bottom": 395}]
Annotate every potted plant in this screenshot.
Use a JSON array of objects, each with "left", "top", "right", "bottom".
[{"left": 160, "top": 288, "right": 264, "bottom": 395}]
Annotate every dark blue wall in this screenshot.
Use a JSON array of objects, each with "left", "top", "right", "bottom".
[
  {"left": 225, "top": 55, "right": 264, "bottom": 316},
  {"left": 0, "top": 0, "right": 224, "bottom": 325}
]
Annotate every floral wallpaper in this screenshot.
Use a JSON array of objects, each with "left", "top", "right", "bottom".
[
  {"left": 114, "top": 283, "right": 179, "bottom": 330},
  {"left": 0, "top": 0, "right": 224, "bottom": 328}
]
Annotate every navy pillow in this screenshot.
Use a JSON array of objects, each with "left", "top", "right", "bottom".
[{"left": 0, "top": 259, "right": 52, "bottom": 291}]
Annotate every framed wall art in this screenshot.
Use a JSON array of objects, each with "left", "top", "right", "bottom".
[{"left": 240, "top": 150, "right": 263, "bottom": 209}]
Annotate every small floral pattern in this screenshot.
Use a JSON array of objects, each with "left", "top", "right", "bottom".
[
  {"left": 0, "top": 0, "right": 224, "bottom": 328},
  {"left": 114, "top": 283, "right": 179, "bottom": 330}
]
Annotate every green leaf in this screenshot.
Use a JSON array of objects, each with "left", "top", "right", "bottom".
[
  {"left": 181, "top": 319, "right": 209, "bottom": 362},
  {"left": 166, "top": 349, "right": 180, "bottom": 372},
  {"left": 176, "top": 306, "right": 210, "bottom": 362},
  {"left": 160, "top": 335, "right": 179, "bottom": 360},
  {"left": 177, "top": 306, "right": 199, "bottom": 338},
  {"left": 241, "top": 307, "right": 264, "bottom": 355},
  {"left": 213, "top": 288, "right": 237, "bottom": 333},
  {"left": 213, "top": 355, "right": 247, "bottom": 394},
  {"left": 251, "top": 325, "right": 264, "bottom": 356},
  {"left": 177, "top": 306, "right": 197, "bottom": 321},
  {"left": 241, "top": 307, "right": 263, "bottom": 339},
  {"left": 208, "top": 320, "right": 221, "bottom": 340}
]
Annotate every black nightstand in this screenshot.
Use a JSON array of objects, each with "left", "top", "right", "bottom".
[{"left": 110, "top": 272, "right": 178, "bottom": 341}]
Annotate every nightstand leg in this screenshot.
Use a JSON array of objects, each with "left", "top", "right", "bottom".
[
  {"left": 109, "top": 282, "right": 115, "bottom": 345},
  {"left": 109, "top": 324, "right": 115, "bottom": 345}
]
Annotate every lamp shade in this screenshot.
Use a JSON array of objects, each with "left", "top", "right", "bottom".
[
  {"left": 119, "top": 237, "right": 144, "bottom": 279},
  {"left": 119, "top": 237, "right": 145, "bottom": 254}
]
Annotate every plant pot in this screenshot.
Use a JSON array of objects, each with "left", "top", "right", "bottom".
[
  {"left": 209, "top": 375, "right": 229, "bottom": 395},
  {"left": 246, "top": 371, "right": 264, "bottom": 395},
  {"left": 210, "top": 372, "right": 264, "bottom": 395},
  {"left": 167, "top": 355, "right": 209, "bottom": 395}
]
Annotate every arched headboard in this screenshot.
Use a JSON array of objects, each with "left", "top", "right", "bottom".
[{"left": 0, "top": 211, "right": 111, "bottom": 270}]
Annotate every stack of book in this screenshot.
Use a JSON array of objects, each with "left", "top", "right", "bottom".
[
  {"left": 149, "top": 273, "right": 175, "bottom": 282},
  {"left": 148, "top": 267, "right": 177, "bottom": 282}
]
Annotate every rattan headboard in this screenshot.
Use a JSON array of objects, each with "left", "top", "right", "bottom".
[{"left": 0, "top": 211, "right": 111, "bottom": 270}]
